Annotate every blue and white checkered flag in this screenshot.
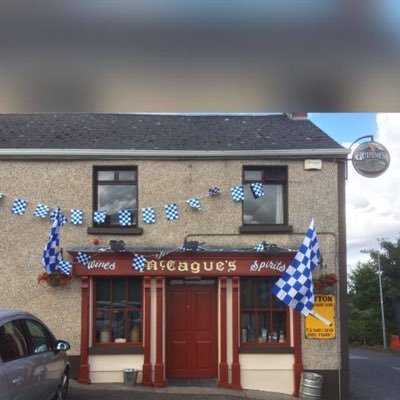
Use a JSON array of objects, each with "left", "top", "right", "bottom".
[
  {"left": 33, "top": 204, "right": 50, "bottom": 218},
  {"left": 165, "top": 203, "right": 179, "bottom": 221},
  {"left": 254, "top": 241, "right": 265, "bottom": 252},
  {"left": 70, "top": 209, "right": 83, "bottom": 225},
  {"left": 119, "top": 210, "right": 131, "bottom": 226},
  {"left": 76, "top": 252, "right": 91, "bottom": 266},
  {"left": 58, "top": 261, "right": 73, "bottom": 275},
  {"left": 50, "top": 209, "right": 68, "bottom": 226},
  {"left": 186, "top": 198, "right": 201, "bottom": 210},
  {"left": 0, "top": 192, "right": 4, "bottom": 198},
  {"left": 142, "top": 207, "right": 156, "bottom": 224},
  {"left": 12, "top": 198, "right": 27, "bottom": 215},
  {"left": 93, "top": 210, "right": 106, "bottom": 224},
  {"left": 231, "top": 186, "right": 245, "bottom": 202},
  {"left": 250, "top": 182, "right": 264, "bottom": 199},
  {"left": 208, "top": 187, "right": 221, "bottom": 196},
  {"left": 132, "top": 254, "right": 147, "bottom": 271},
  {"left": 42, "top": 207, "right": 63, "bottom": 274},
  {"left": 271, "top": 219, "right": 321, "bottom": 316}
]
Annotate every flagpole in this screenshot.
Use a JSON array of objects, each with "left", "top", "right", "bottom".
[{"left": 309, "top": 310, "right": 332, "bottom": 327}]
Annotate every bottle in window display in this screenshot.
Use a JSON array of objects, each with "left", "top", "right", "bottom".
[
  {"left": 242, "top": 328, "right": 247, "bottom": 343},
  {"left": 279, "top": 330, "right": 285, "bottom": 343},
  {"left": 100, "top": 327, "right": 111, "bottom": 343},
  {"left": 261, "top": 328, "right": 267, "bottom": 342},
  {"left": 130, "top": 325, "right": 140, "bottom": 342}
]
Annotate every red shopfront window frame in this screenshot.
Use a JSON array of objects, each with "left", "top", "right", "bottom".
[
  {"left": 93, "top": 277, "right": 143, "bottom": 347},
  {"left": 240, "top": 276, "right": 290, "bottom": 347}
]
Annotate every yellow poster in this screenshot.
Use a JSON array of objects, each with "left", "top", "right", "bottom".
[{"left": 305, "top": 294, "right": 336, "bottom": 339}]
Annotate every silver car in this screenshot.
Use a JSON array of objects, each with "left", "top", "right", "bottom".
[{"left": 0, "top": 309, "right": 70, "bottom": 400}]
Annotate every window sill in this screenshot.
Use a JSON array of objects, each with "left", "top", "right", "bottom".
[
  {"left": 87, "top": 227, "right": 143, "bottom": 235},
  {"left": 89, "top": 345, "right": 144, "bottom": 355},
  {"left": 239, "top": 345, "right": 294, "bottom": 354},
  {"left": 239, "top": 225, "right": 293, "bottom": 234}
]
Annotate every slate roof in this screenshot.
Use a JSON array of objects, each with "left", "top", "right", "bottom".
[{"left": 0, "top": 113, "right": 345, "bottom": 152}]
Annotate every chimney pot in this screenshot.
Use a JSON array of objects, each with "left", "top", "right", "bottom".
[{"left": 285, "top": 112, "right": 308, "bottom": 120}]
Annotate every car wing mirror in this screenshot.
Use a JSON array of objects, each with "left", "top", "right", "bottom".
[{"left": 55, "top": 340, "right": 71, "bottom": 352}]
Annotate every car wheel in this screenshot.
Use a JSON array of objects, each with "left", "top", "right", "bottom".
[{"left": 53, "top": 368, "right": 69, "bottom": 400}]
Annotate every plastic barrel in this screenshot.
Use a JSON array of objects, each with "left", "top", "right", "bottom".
[{"left": 299, "top": 372, "right": 323, "bottom": 400}]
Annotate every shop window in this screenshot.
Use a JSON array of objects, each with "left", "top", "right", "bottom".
[
  {"left": 240, "top": 166, "right": 292, "bottom": 233},
  {"left": 94, "top": 277, "right": 143, "bottom": 345},
  {"left": 89, "top": 166, "right": 142, "bottom": 234},
  {"left": 240, "top": 277, "right": 289, "bottom": 346}
]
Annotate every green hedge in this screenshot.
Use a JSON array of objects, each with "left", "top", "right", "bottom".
[{"left": 349, "top": 319, "right": 396, "bottom": 346}]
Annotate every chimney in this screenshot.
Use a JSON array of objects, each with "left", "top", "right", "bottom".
[{"left": 285, "top": 112, "right": 308, "bottom": 120}]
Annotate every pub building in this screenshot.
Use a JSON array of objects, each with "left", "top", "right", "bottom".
[{"left": 0, "top": 113, "right": 349, "bottom": 400}]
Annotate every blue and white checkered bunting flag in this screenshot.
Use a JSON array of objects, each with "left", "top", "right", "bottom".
[
  {"left": 208, "top": 187, "right": 221, "bottom": 196},
  {"left": 186, "top": 198, "right": 201, "bottom": 210},
  {"left": 119, "top": 210, "right": 132, "bottom": 226},
  {"left": 132, "top": 254, "right": 146, "bottom": 271},
  {"left": 254, "top": 241, "right": 265, "bottom": 252},
  {"left": 0, "top": 193, "right": 4, "bottom": 198},
  {"left": 250, "top": 182, "right": 264, "bottom": 199},
  {"left": 165, "top": 203, "right": 179, "bottom": 221},
  {"left": 76, "top": 252, "right": 91, "bottom": 266},
  {"left": 50, "top": 209, "right": 68, "bottom": 226},
  {"left": 33, "top": 204, "right": 50, "bottom": 218},
  {"left": 142, "top": 207, "right": 156, "bottom": 224},
  {"left": 231, "top": 186, "right": 245, "bottom": 202},
  {"left": 271, "top": 219, "right": 321, "bottom": 316},
  {"left": 70, "top": 209, "right": 83, "bottom": 225},
  {"left": 12, "top": 198, "right": 27, "bottom": 215},
  {"left": 93, "top": 210, "right": 106, "bottom": 224},
  {"left": 42, "top": 207, "right": 63, "bottom": 274},
  {"left": 58, "top": 261, "right": 73, "bottom": 275}
]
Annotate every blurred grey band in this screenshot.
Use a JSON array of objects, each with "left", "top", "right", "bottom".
[{"left": 0, "top": 148, "right": 350, "bottom": 160}]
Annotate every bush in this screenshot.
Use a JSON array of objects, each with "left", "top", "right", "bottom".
[{"left": 349, "top": 318, "right": 397, "bottom": 346}]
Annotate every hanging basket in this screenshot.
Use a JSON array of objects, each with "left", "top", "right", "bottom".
[
  {"left": 314, "top": 273, "right": 338, "bottom": 295},
  {"left": 38, "top": 271, "right": 73, "bottom": 287}
]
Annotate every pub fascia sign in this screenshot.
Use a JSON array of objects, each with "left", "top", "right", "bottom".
[
  {"left": 83, "top": 258, "right": 289, "bottom": 275},
  {"left": 352, "top": 140, "right": 390, "bottom": 178}
]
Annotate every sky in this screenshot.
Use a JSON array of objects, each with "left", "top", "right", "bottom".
[{"left": 309, "top": 113, "right": 399, "bottom": 271}]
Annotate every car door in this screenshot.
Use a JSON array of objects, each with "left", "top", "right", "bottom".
[
  {"left": 0, "top": 319, "right": 38, "bottom": 400},
  {"left": 23, "top": 318, "right": 64, "bottom": 400}
]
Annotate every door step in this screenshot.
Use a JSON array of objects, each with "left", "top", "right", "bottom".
[{"left": 165, "top": 379, "right": 218, "bottom": 387}]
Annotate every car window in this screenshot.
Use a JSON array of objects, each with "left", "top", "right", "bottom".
[
  {"left": 25, "top": 319, "right": 53, "bottom": 354},
  {"left": 0, "top": 320, "right": 28, "bottom": 362}
]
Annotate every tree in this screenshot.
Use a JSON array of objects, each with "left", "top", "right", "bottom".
[{"left": 348, "top": 237, "right": 400, "bottom": 345}]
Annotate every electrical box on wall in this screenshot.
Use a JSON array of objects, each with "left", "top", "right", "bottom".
[{"left": 304, "top": 159, "right": 322, "bottom": 170}]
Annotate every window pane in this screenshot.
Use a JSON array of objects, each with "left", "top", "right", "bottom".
[
  {"left": 127, "top": 311, "right": 142, "bottom": 342},
  {"left": 0, "top": 320, "right": 28, "bottom": 361},
  {"left": 128, "top": 280, "right": 142, "bottom": 306},
  {"left": 244, "top": 170, "right": 263, "bottom": 181},
  {"left": 96, "top": 279, "right": 111, "bottom": 308},
  {"left": 243, "top": 184, "right": 284, "bottom": 224},
  {"left": 119, "top": 170, "right": 136, "bottom": 181},
  {"left": 257, "top": 278, "right": 271, "bottom": 307},
  {"left": 241, "top": 277, "right": 255, "bottom": 308},
  {"left": 25, "top": 320, "right": 52, "bottom": 354},
  {"left": 98, "top": 185, "right": 137, "bottom": 225},
  {"left": 112, "top": 310, "right": 125, "bottom": 340},
  {"left": 97, "top": 311, "right": 111, "bottom": 342},
  {"left": 241, "top": 311, "right": 256, "bottom": 343},
  {"left": 98, "top": 170, "right": 115, "bottom": 181},
  {"left": 112, "top": 279, "right": 126, "bottom": 309},
  {"left": 265, "top": 168, "right": 286, "bottom": 181}
]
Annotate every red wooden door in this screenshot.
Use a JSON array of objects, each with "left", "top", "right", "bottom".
[{"left": 166, "top": 281, "right": 218, "bottom": 378}]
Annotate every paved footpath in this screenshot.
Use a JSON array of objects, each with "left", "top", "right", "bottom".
[{"left": 69, "top": 380, "right": 298, "bottom": 400}]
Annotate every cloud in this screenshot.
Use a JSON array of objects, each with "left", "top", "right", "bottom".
[{"left": 345, "top": 113, "right": 400, "bottom": 270}]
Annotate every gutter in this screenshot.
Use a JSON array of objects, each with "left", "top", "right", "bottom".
[{"left": 0, "top": 148, "right": 350, "bottom": 160}]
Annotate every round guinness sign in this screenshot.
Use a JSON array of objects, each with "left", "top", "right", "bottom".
[{"left": 352, "top": 141, "right": 390, "bottom": 178}]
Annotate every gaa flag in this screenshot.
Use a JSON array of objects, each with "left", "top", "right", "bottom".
[
  {"left": 42, "top": 207, "right": 63, "bottom": 274},
  {"left": 271, "top": 219, "right": 320, "bottom": 316}
]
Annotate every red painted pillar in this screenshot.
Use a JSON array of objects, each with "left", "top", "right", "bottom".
[
  {"left": 77, "top": 276, "right": 91, "bottom": 384},
  {"left": 293, "top": 310, "right": 303, "bottom": 397},
  {"left": 154, "top": 276, "right": 165, "bottom": 388},
  {"left": 231, "top": 276, "right": 242, "bottom": 390},
  {"left": 218, "top": 277, "right": 229, "bottom": 388},
  {"left": 142, "top": 276, "right": 153, "bottom": 386}
]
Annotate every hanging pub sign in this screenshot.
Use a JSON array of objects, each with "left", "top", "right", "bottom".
[
  {"left": 305, "top": 294, "right": 336, "bottom": 339},
  {"left": 352, "top": 140, "right": 390, "bottom": 178}
]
